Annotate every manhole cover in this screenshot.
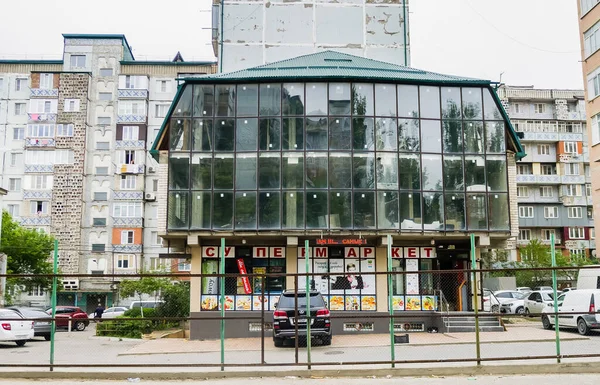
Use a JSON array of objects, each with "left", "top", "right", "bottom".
[{"left": 324, "top": 351, "right": 344, "bottom": 355}]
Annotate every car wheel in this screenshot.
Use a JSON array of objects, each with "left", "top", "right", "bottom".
[
  {"left": 491, "top": 305, "right": 500, "bottom": 313},
  {"left": 525, "top": 308, "right": 531, "bottom": 317},
  {"left": 542, "top": 315, "right": 552, "bottom": 330},
  {"left": 74, "top": 321, "right": 86, "bottom": 331},
  {"left": 15, "top": 340, "right": 26, "bottom": 347},
  {"left": 516, "top": 307, "right": 525, "bottom": 315},
  {"left": 577, "top": 318, "right": 590, "bottom": 336},
  {"left": 273, "top": 337, "right": 284, "bottom": 347},
  {"left": 44, "top": 334, "right": 51, "bottom": 341},
  {"left": 321, "top": 336, "right": 332, "bottom": 346}
]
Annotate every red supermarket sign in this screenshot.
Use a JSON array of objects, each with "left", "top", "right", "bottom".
[{"left": 315, "top": 238, "right": 367, "bottom": 245}]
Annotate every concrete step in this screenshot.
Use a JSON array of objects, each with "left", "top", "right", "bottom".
[
  {"left": 444, "top": 320, "right": 501, "bottom": 326},
  {"left": 446, "top": 325, "right": 506, "bottom": 333},
  {"left": 446, "top": 316, "right": 501, "bottom": 322}
]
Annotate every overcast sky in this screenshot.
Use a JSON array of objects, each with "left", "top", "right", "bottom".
[{"left": 0, "top": 0, "right": 583, "bottom": 89}]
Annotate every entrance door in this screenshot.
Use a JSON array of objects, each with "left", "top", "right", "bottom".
[
  {"left": 87, "top": 294, "right": 107, "bottom": 314},
  {"left": 436, "top": 251, "right": 469, "bottom": 311}
]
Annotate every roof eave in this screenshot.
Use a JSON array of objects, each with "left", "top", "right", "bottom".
[
  {"left": 150, "top": 83, "right": 187, "bottom": 161},
  {"left": 488, "top": 86, "right": 526, "bottom": 160}
]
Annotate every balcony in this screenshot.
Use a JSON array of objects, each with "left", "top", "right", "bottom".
[
  {"left": 555, "top": 111, "right": 585, "bottom": 121},
  {"left": 564, "top": 240, "right": 593, "bottom": 250},
  {"left": 30, "top": 88, "right": 58, "bottom": 97},
  {"left": 24, "top": 164, "right": 54, "bottom": 173},
  {"left": 561, "top": 175, "right": 585, "bottom": 184},
  {"left": 28, "top": 113, "right": 57, "bottom": 122},
  {"left": 115, "top": 140, "right": 146, "bottom": 149},
  {"left": 517, "top": 195, "right": 560, "bottom": 204},
  {"left": 113, "top": 244, "right": 142, "bottom": 253},
  {"left": 23, "top": 190, "right": 52, "bottom": 199},
  {"left": 560, "top": 196, "right": 588, "bottom": 206},
  {"left": 116, "top": 164, "right": 145, "bottom": 174},
  {"left": 516, "top": 174, "right": 560, "bottom": 184},
  {"left": 19, "top": 216, "right": 51, "bottom": 226},
  {"left": 117, "top": 114, "right": 147, "bottom": 123},
  {"left": 520, "top": 132, "right": 559, "bottom": 142},
  {"left": 112, "top": 217, "right": 143, "bottom": 227},
  {"left": 113, "top": 191, "right": 144, "bottom": 200},
  {"left": 559, "top": 132, "right": 584, "bottom": 141},
  {"left": 118, "top": 89, "right": 148, "bottom": 99},
  {"left": 25, "top": 138, "right": 55, "bottom": 147}
]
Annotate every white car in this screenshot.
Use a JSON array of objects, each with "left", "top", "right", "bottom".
[
  {"left": 500, "top": 297, "right": 527, "bottom": 314},
  {"left": 542, "top": 289, "right": 600, "bottom": 335},
  {"left": 101, "top": 307, "right": 128, "bottom": 319},
  {"left": 0, "top": 309, "right": 34, "bottom": 347},
  {"left": 482, "top": 289, "right": 501, "bottom": 312},
  {"left": 516, "top": 287, "right": 532, "bottom": 293},
  {"left": 494, "top": 290, "right": 526, "bottom": 304},
  {"left": 524, "top": 290, "right": 555, "bottom": 315}
]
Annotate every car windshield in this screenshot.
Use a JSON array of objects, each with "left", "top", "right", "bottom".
[
  {"left": 514, "top": 293, "right": 526, "bottom": 299},
  {"left": 278, "top": 293, "right": 325, "bottom": 309},
  {"left": 541, "top": 293, "right": 554, "bottom": 301}
]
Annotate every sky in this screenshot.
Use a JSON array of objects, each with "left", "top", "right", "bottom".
[{"left": 0, "top": 0, "right": 584, "bottom": 89}]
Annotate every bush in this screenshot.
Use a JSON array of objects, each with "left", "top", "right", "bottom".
[
  {"left": 96, "top": 308, "right": 177, "bottom": 339},
  {"left": 124, "top": 308, "right": 156, "bottom": 318},
  {"left": 156, "top": 282, "right": 190, "bottom": 318}
]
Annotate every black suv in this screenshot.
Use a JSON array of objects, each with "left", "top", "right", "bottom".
[{"left": 272, "top": 290, "right": 332, "bottom": 347}]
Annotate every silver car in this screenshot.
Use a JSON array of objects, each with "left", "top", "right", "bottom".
[{"left": 9, "top": 307, "right": 52, "bottom": 340}]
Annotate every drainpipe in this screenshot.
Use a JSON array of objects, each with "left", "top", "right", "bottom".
[
  {"left": 219, "top": 0, "right": 225, "bottom": 73},
  {"left": 403, "top": 0, "right": 408, "bottom": 66}
]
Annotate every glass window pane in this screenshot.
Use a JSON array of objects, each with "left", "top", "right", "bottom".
[
  {"left": 213, "top": 192, "right": 233, "bottom": 229},
  {"left": 173, "top": 85, "right": 192, "bottom": 116},
  {"left": 377, "top": 191, "right": 399, "bottom": 229},
  {"left": 306, "top": 152, "right": 328, "bottom": 188},
  {"left": 169, "top": 154, "right": 189, "bottom": 189},
  {"left": 376, "top": 118, "right": 397, "bottom": 151},
  {"left": 282, "top": 153, "right": 304, "bottom": 188},
  {"left": 443, "top": 155, "right": 464, "bottom": 191},
  {"left": 352, "top": 83, "right": 374, "bottom": 116},
  {"left": 354, "top": 192, "right": 375, "bottom": 229},
  {"left": 191, "top": 192, "right": 211, "bottom": 229},
  {"left": 235, "top": 192, "right": 256, "bottom": 229},
  {"left": 259, "top": 153, "right": 280, "bottom": 189},
  {"left": 191, "top": 154, "right": 211, "bottom": 189},
  {"left": 215, "top": 119, "right": 234, "bottom": 151},
  {"left": 283, "top": 191, "right": 304, "bottom": 229},
  {"left": 400, "top": 192, "right": 422, "bottom": 230},
  {"left": 353, "top": 153, "right": 375, "bottom": 188},
  {"left": 193, "top": 85, "right": 214, "bottom": 117},
  {"left": 329, "top": 83, "right": 351, "bottom": 115},
  {"left": 442, "top": 120, "right": 462, "bottom": 153},
  {"left": 399, "top": 154, "right": 420, "bottom": 190},
  {"left": 398, "top": 85, "right": 419, "bottom": 118},
  {"left": 398, "top": 118, "right": 420, "bottom": 152},
  {"left": 306, "top": 191, "right": 328, "bottom": 229},
  {"left": 235, "top": 153, "right": 257, "bottom": 189},
  {"left": 488, "top": 193, "right": 509, "bottom": 230},
  {"left": 259, "top": 118, "right": 281, "bottom": 151},
  {"left": 375, "top": 84, "right": 396, "bottom": 116},
  {"left": 441, "top": 87, "right": 461, "bottom": 119},
  {"left": 464, "top": 155, "right": 486, "bottom": 191},
  {"left": 306, "top": 83, "right": 327, "bottom": 115},
  {"left": 419, "top": 86, "right": 440, "bottom": 119},
  {"left": 215, "top": 85, "right": 236, "bottom": 117},
  {"left": 330, "top": 191, "right": 352, "bottom": 228},
  {"left": 213, "top": 154, "right": 234, "bottom": 189},
  {"left": 467, "top": 193, "right": 487, "bottom": 230},
  {"left": 170, "top": 118, "right": 191, "bottom": 151},
  {"left": 445, "top": 193, "right": 465, "bottom": 231},
  {"left": 306, "top": 117, "right": 328, "bottom": 150},
  {"left": 283, "top": 83, "right": 304, "bottom": 116},
  {"left": 329, "top": 117, "right": 351, "bottom": 150},
  {"left": 258, "top": 192, "right": 280, "bottom": 229},
  {"left": 421, "top": 154, "right": 443, "bottom": 191},
  {"left": 283, "top": 118, "right": 304, "bottom": 150},
  {"left": 376, "top": 153, "right": 398, "bottom": 189},
  {"left": 462, "top": 88, "right": 483, "bottom": 119},
  {"left": 423, "top": 192, "right": 444, "bottom": 230},
  {"left": 259, "top": 84, "right": 281, "bottom": 116},
  {"left": 192, "top": 119, "right": 213, "bottom": 151},
  {"left": 483, "top": 89, "right": 502, "bottom": 120},
  {"left": 237, "top": 84, "right": 258, "bottom": 117},
  {"left": 421, "top": 120, "right": 441, "bottom": 153},
  {"left": 486, "top": 156, "right": 507, "bottom": 192},
  {"left": 464, "top": 121, "right": 484, "bottom": 154},
  {"left": 353, "top": 117, "right": 374, "bottom": 151},
  {"left": 329, "top": 153, "right": 352, "bottom": 188},
  {"left": 485, "top": 122, "right": 506, "bottom": 153},
  {"left": 236, "top": 118, "right": 258, "bottom": 151},
  {"left": 168, "top": 192, "right": 189, "bottom": 229}
]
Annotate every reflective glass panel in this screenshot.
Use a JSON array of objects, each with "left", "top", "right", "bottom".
[
  {"left": 486, "top": 156, "right": 507, "bottom": 192},
  {"left": 423, "top": 192, "right": 443, "bottom": 229},
  {"left": 329, "top": 83, "right": 351, "bottom": 115},
  {"left": 352, "top": 83, "right": 374, "bottom": 116},
  {"left": 464, "top": 155, "right": 486, "bottom": 192},
  {"left": 235, "top": 153, "right": 257, "bottom": 190},
  {"left": 215, "top": 85, "right": 236, "bottom": 117},
  {"left": 376, "top": 118, "right": 397, "bottom": 151},
  {"left": 462, "top": 88, "right": 483, "bottom": 120},
  {"left": 376, "top": 153, "right": 398, "bottom": 189},
  {"left": 192, "top": 119, "right": 212, "bottom": 151},
  {"left": 375, "top": 84, "right": 396, "bottom": 117},
  {"left": 259, "top": 84, "right": 281, "bottom": 116},
  {"left": 443, "top": 155, "right": 464, "bottom": 191},
  {"left": 236, "top": 118, "right": 258, "bottom": 151},
  {"left": 398, "top": 118, "right": 420, "bottom": 152},
  {"left": 441, "top": 87, "right": 461, "bottom": 119},
  {"left": 398, "top": 85, "right": 419, "bottom": 118},
  {"left": 235, "top": 192, "right": 256, "bottom": 229},
  {"left": 193, "top": 85, "right": 214, "bottom": 117},
  {"left": 329, "top": 117, "right": 351, "bottom": 150},
  {"left": 306, "top": 191, "right": 328, "bottom": 228},
  {"left": 400, "top": 192, "right": 422, "bottom": 230},
  {"left": 213, "top": 192, "right": 233, "bottom": 229},
  {"left": 170, "top": 118, "right": 191, "bottom": 151},
  {"left": 168, "top": 192, "right": 189, "bottom": 229},
  {"left": 377, "top": 191, "right": 399, "bottom": 229},
  {"left": 467, "top": 193, "right": 487, "bottom": 230},
  {"left": 259, "top": 153, "right": 280, "bottom": 189},
  {"left": 283, "top": 118, "right": 304, "bottom": 150},
  {"left": 306, "top": 83, "right": 327, "bottom": 115},
  {"left": 353, "top": 153, "right": 375, "bottom": 188},
  {"left": 445, "top": 193, "right": 465, "bottom": 231},
  {"left": 488, "top": 193, "right": 509, "bottom": 230},
  {"left": 421, "top": 120, "right": 441, "bottom": 153},
  {"left": 283, "top": 83, "right": 304, "bottom": 116},
  {"left": 259, "top": 192, "right": 280, "bottom": 229},
  {"left": 419, "top": 86, "right": 440, "bottom": 119},
  {"left": 191, "top": 154, "right": 211, "bottom": 189},
  {"left": 215, "top": 119, "right": 234, "bottom": 151},
  {"left": 169, "top": 154, "right": 189, "bottom": 189},
  {"left": 306, "top": 152, "right": 328, "bottom": 188},
  {"left": 464, "top": 121, "right": 484, "bottom": 154},
  {"left": 399, "top": 154, "right": 420, "bottom": 190},
  {"left": 442, "top": 120, "right": 462, "bottom": 153},
  {"left": 305, "top": 117, "right": 328, "bottom": 150},
  {"left": 190, "top": 192, "right": 211, "bottom": 229},
  {"left": 421, "top": 154, "right": 443, "bottom": 191},
  {"left": 283, "top": 191, "right": 304, "bottom": 229},
  {"left": 330, "top": 191, "right": 352, "bottom": 228},
  {"left": 483, "top": 89, "right": 502, "bottom": 120},
  {"left": 352, "top": 117, "right": 374, "bottom": 151},
  {"left": 354, "top": 192, "right": 375, "bottom": 229},
  {"left": 173, "top": 85, "right": 192, "bottom": 116},
  {"left": 259, "top": 118, "right": 281, "bottom": 151},
  {"left": 486, "top": 122, "right": 506, "bottom": 153},
  {"left": 329, "top": 153, "right": 352, "bottom": 188},
  {"left": 213, "top": 154, "right": 234, "bottom": 189},
  {"left": 237, "top": 84, "right": 258, "bottom": 117},
  {"left": 282, "top": 153, "right": 304, "bottom": 188}
]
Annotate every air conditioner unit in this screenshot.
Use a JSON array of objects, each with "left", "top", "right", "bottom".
[
  {"left": 145, "top": 193, "right": 156, "bottom": 201},
  {"left": 148, "top": 166, "right": 156, "bottom": 173}
]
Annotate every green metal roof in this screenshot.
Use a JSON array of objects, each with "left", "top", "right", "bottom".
[
  {"left": 0, "top": 59, "right": 63, "bottom": 65},
  {"left": 120, "top": 60, "right": 215, "bottom": 66},
  {"left": 181, "top": 51, "right": 491, "bottom": 85},
  {"left": 62, "top": 34, "right": 135, "bottom": 61}
]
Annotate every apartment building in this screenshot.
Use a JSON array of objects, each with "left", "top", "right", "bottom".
[
  {"left": 578, "top": 0, "right": 600, "bottom": 249},
  {"left": 0, "top": 34, "right": 215, "bottom": 310},
  {"left": 498, "top": 86, "right": 595, "bottom": 260}
]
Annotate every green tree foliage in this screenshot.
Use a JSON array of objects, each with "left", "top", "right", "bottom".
[
  {"left": 157, "top": 282, "right": 190, "bottom": 318},
  {"left": 118, "top": 275, "right": 171, "bottom": 317}
]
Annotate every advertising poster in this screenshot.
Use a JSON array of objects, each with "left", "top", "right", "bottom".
[
  {"left": 360, "top": 258, "right": 376, "bottom": 295},
  {"left": 328, "top": 259, "right": 344, "bottom": 295},
  {"left": 329, "top": 295, "right": 344, "bottom": 311},
  {"left": 236, "top": 295, "right": 251, "bottom": 310},
  {"left": 405, "top": 295, "right": 422, "bottom": 311},
  {"left": 201, "top": 295, "right": 218, "bottom": 311},
  {"left": 223, "top": 295, "right": 235, "bottom": 311},
  {"left": 236, "top": 259, "right": 252, "bottom": 294},
  {"left": 422, "top": 295, "right": 437, "bottom": 311},
  {"left": 269, "top": 295, "right": 280, "bottom": 311},
  {"left": 201, "top": 260, "right": 219, "bottom": 295},
  {"left": 405, "top": 259, "right": 419, "bottom": 295},
  {"left": 253, "top": 267, "right": 266, "bottom": 294},
  {"left": 343, "top": 259, "right": 361, "bottom": 295},
  {"left": 392, "top": 296, "right": 405, "bottom": 311},
  {"left": 345, "top": 295, "right": 360, "bottom": 311},
  {"left": 313, "top": 259, "right": 330, "bottom": 295},
  {"left": 253, "top": 295, "right": 268, "bottom": 311},
  {"left": 361, "top": 296, "right": 376, "bottom": 311}
]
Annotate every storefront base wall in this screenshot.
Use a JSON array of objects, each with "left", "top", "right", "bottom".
[{"left": 189, "top": 311, "right": 444, "bottom": 340}]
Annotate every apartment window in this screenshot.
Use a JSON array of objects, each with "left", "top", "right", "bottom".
[
  {"left": 586, "top": 184, "right": 592, "bottom": 197},
  {"left": 99, "top": 92, "right": 112, "bottom": 101},
  {"left": 56, "top": 124, "right": 74, "bottom": 137},
  {"left": 564, "top": 142, "right": 577, "bottom": 154},
  {"left": 30, "top": 201, "right": 49, "bottom": 215},
  {"left": 122, "top": 75, "right": 147, "bottom": 90},
  {"left": 155, "top": 104, "right": 169, "bottom": 118},
  {"left": 588, "top": 207, "right": 594, "bottom": 219},
  {"left": 92, "top": 244, "right": 106, "bottom": 252},
  {"left": 519, "top": 229, "right": 531, "bottom": 241},
  {"left": 151, "top": 231, "right": 162, "bottom": 245},
  {"left": 178, "top": 259, "right": 191, "bottom": 272},
  {"left": 542, "top": 229, "right": 556, "bottom": 242},
  {"left": 544, "top": 206, "right": 558, "bottom": 218},
  {"left": 122, "top": 150, "right": 136, "bottom": 164},
  {"left": 13, "top": 127, "right": 24, "bottom": 139},
  {"left": 92, "top": 218, "right": 106, "bottom": 226},
  {"left": 585, "top": 20, "right": 600, "bottom": 57},
  {"left": 28, "top": 285, "right": 45, "bottom": 297},
  {"left": 534, "top": 104, "right": 546, "bottom": 114},
  {"left": 120, "top": 175, "right": 136, "bottom": 190},
  {"left": 570, "top": 249, "right": 586, "bottom": 260},
  {"left": 8, "top": 178, "right": 21, "bottom": 192},
  {"left": 96, "top": 167, "right": 109, "bottom": 175},
  {"left": 94, "top": 192, "right": 108, "bottom": 201},
  {"left": 14, "top": 103, "right": 26, "bottom": 116},
  {"left": 98, "top": 117, "right": 111, "bottom": 125},
  {"left": 149, "top": 257, "right": 167, "bottom": 271},
  {"left": 70, "top": 55, "right": 86, "bottom": 68},
  {"left": 113, "top": 202, "right": 142, "bottom": 217},
  {"left": 64, "top": 99, "right": 80, "bottom": 112},
  {"left": 121, "top": 230, "right": 135, "bottom": 244},
  {"left": 15, "top": 78, "right": 26, "bottom": 91},
  {"left": 568, "top": 207, "right": 583, "bottom": 218},
  {"left": 99, "top": 68, "right": 113, "bottom": 76},
  {"left": 39, "top": 73, "right": 53, "bottom": 89},
  {"left": 565, "top": 163, "right": 580, "bottom": 175},
  {"left": 539, "top": 186, "right": 553, "bottom": 197},
  {"left": 581, "top": 0, "right": 600, "bottom": 16},
  {"left": 116, "top": 255, "right": 134, "bottom": 269},
  {"left": 157, "top": 80, "right": 169, "bottom": 93},
  {"left": 55, "top": 150, "right": 74, "bottom": 164},
  {"left": 592, "top": 113, "right": 600, "bottom": 145},
  {"left": 28, "top": 99, "right": 56, "bottom": 114},
  {"left": 569, "top": 227, "right": 585, "bottom": 239},
  {"left": 565, "top": 184, "right": 583, "bottom": 197},
  {"left": 9, "top": 153, "right": 19, "bottom": 167},
  {"left": 118, "top": 101, "right": 146, "bottom": 115},
  {"left": 513, "top": 103, "right": 520, "bottom": 113},
  {"left": 519, "top": 206, "right": 534, "bottom": 218},
  {"left": 591, "top": 228, "right": 596, "bottom": 240},
  {"left": 537, "top": 144, "right": 550, "bottom": 155},
  {"left": 517, "top": 164, "right": 532, "bottom": 174},
  {"left": 6, "top": 204, "right": 19, "bottom": 217},
  {"left": 541, "top": 164, "right": 556, "bottom": 175},
  {"left": 32, "top": 175, "right": 51, "bottom": 189},
  {"left": 27, "top": 124, "right": 54, "bottom": 137},
  {"left": 122, "top": 126, "right": 139, "bottom": 140},
  {"left": 153, "top": 179, "right": 159, "bottom": 192},
  {"left": 588, "top": 67, "right": 600, "bottom": 99},
  {"left": 96, "top": 141, "right": 110, "bottom": 150}
]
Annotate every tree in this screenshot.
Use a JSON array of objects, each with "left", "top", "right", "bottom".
[
  {"left": 118, "top": 275, "right": 172, "bottom": 317},
  {"left": 1, "top": 211, "right": 54, "bottom": 304}
]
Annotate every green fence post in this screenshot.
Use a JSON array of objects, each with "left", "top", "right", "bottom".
[
  {"left": 220, "top": 237, "right": 225, "bottom": 371},
  {"left": 470, "top": 234, "right": 481, "bottom": 366},
  {"left": 305, "top": 239, "right": 311, "bottom": 369},
  {"left": 551, "top": 233, "right": 561, "bottom": 363},
  {"left": 387, "top": 234, "right": 395, "bottom": 368},
  {"left": 49, "top": 239, "right": 58, "bottom": 371}
]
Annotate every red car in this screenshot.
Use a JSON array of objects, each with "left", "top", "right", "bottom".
[{"left": 45, "top": 306, "right": 90, "bottom": 331}]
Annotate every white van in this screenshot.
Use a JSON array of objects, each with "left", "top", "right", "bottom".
[
  {"left": 576, "top": 266, "right": 600, "bottom": 290},
  {"left": 541, "top": 289, "right": 600, "bottom": 335},
  {"left": 129, "top": 300, "right": 164, "bottom": 310}
]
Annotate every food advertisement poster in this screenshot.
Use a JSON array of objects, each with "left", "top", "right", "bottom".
[
  {"left": 329, "top": 295, "right": 344, "bottom": 310},
  {"left": 360, "top": 258, "right": 376, "bottom": 295},
  {"left": 392, "top": 296, "right": 405, "bottom": 311},
  {"left": 224, "top": 295, "right": 235, "bottom": 311},
  {"left": 201, "top": 260, "right": 219, "bottom": 295},
  {"left": 361, "top": 296, "right": 376, "bottom": 311},
  {"left": 236, "top": 295, "right": 251, "bottom": 310},
  {"left": 201, "top": 295, "right": 218, "bottom": 311},
  {"left": 405, "top": 259, "right": 419, "bottom": 295},
  {"left": 405, "top": 295, "right": 422, "bottom": 311},
  {"left": 269, "top": 295, "right": 280, "bottom": 311},
  {"left": 422, "top": 295, "right": 437, "bottom": 311},
  {"left": 345, "top": 295, "right": 360, "bottom": 311},
  {"left": 253, "top": 295, "right": 269, "bottom": 310}
]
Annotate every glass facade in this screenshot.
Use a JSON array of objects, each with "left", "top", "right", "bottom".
[{"left": 168, "top": 83, "right": 510, "bottom": 232}]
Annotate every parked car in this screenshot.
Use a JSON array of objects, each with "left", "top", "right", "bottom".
[
  {"left": 524, "top": 290, "right": 555, "bottom": 315},
  {"left": 9, "top": 307, "right": 52, "bottom": 340},
  {"left": 577, "top": 266, "right": 600, "bottom": 290},
  {"left": 533, "top": 286, "right": 553, "bottom": 291},
  {"left": 562, "top": 287, "right": 577, "bottom": 293},
  {"left": 482, "top": 289, "right": 500, "bottom": 312},
  {"left": 493, "top": 290, "right": 526, "bottom": 304},
  {"left": 542, "top": 289, "right": 600, "bottom": 335},
  {"left": 45, "top": 306, "right": 89, "bottom": 331},
  {"left": 129, "top": 300, "right": 164, "bottom": 310},
  {"left": 516, "top": 287, "right": 532, "bottom": 293},
  {"left": 89, "top": 306, "right": 128, "bottom": 319},
  {"left": 272, "top": 290, "right": 331, "bottom": 347},
  {"left": 0, "top": 309, "right": 34, "bottom": 346},
  {"left": 500, "top": 296, "right": 527, "bottom": 314}
]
